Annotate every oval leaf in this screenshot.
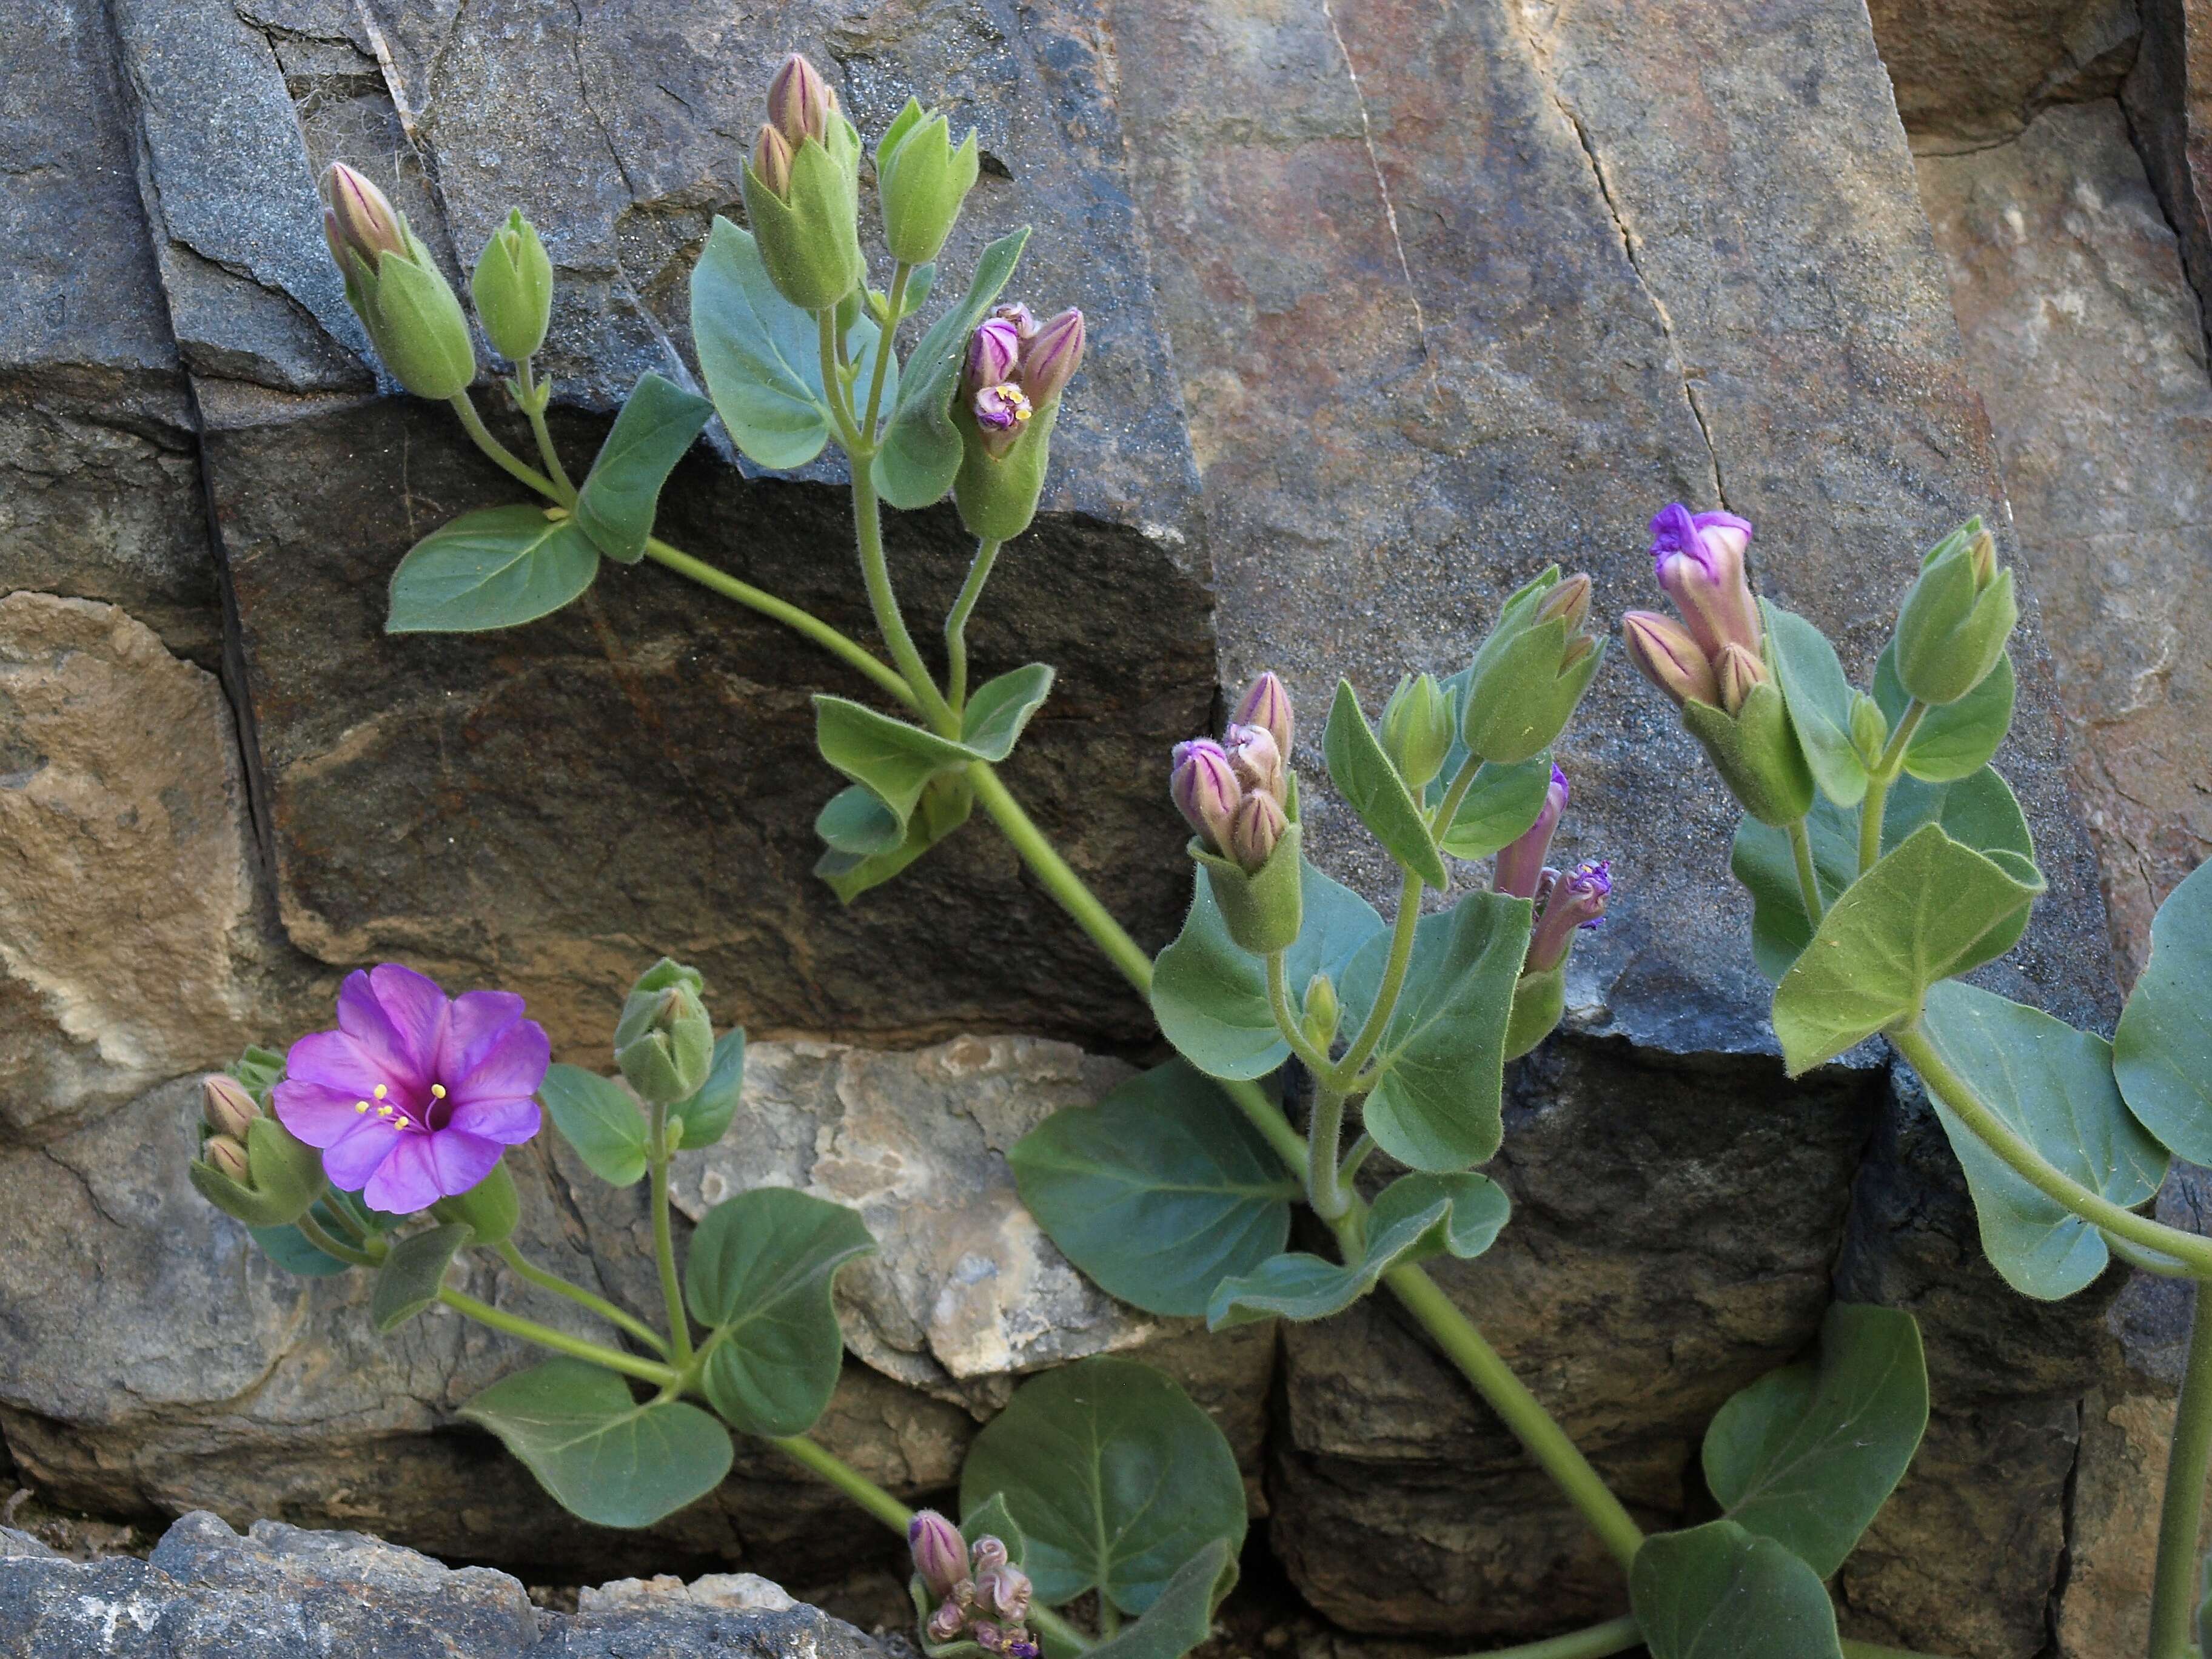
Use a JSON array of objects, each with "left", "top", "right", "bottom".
[
  {"left": 816, "top": 783, "right": 907, "bottom": 856},
  {"left": 2113, "top": 858, "right": 2212, "bottom": 1162},
  {"left": 961, "top": 663, "right": 1054, "bottom": 762},
  {"left": 1433, "top": 754, "right": 1553, "bottom": 860},
  {"left": 370, "top": 1221, "right": 472, "bottom": 1332},
  {"left": 1631, "top": 1520, "right": 1843, "bottom": 1659},
  {"left": 874, "top": 227, "right": 1031, "bottom": 509},
  {"left": 814, "top": 695, "right": 980, "bottom": 835},
  {"left": 1763, "top": 600, "right": 1868, "bottom": 808},
  {"left": 816, "top": 771, "right": 976, "bottom": 903},
  {"left": 674, "top": 1028, "right": 746, "bottom": 1151},
  {"left": 1874, "top": 640, "right": 2016, "bottom": 784},
  {"left": 458, "top": 1357, "right": 732, "bottom": 1528},
  {"left": 1010, "top": 1060, "right": 1299, "bottom": 1319},
  {"left": 538, "top": 1063, "right": 648, "bottom": 1186},
  {"left": 1771, "top": 823, "right": 2046, "bottom": 1076},
  {"left": 683, "top": 1186, "right": 876, "bottom": 1438},
  {"left": 1703, "top": 1302, "right": 1928, "bottom": 1576},
  {"left": 1920, "top": 979, "right": 2168, "bottom": 1299},
  {"left": 690, "top": 218, "right": 833, "bottom": 471},
  {"left": 1082, "top": 1540, "right": 1235, "bottom": 1659},
  {"left": 1322, "top": 680, "right": 1449, "bottom": 888},
  {"left": 959, "top": 1357, "right": 1246, "bottom": 1617},
  {"left": 572, "top": 372, "right": 714, "bottom": 564},
  {"left": 386, "top": 503, "right": 598, "bottom": 634}
]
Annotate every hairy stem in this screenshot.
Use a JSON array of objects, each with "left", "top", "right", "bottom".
[
  {"left": 1307, "top": 1087, "right": 1350, "bottom": 1220},
  {"left": 492, "top": 1239, "right": 669, "bottom": 1356},
  {"left": 1328, "top": 869, "right": 1423, "bottom": 1088},
  {"left": 945, "top": 537, "right": 1004, "bottom": 711},
  {"left": 854, "top": 466, "right": 959, "bottom": 732},
  {"left": 648, "top": 1102, "right": 694, "bottom": 1365},
  {"left": 1453, "top": 1617, "right": 1642, "bottom": 1659},
  {"left": 438, "top": 1285, "right": 679, "bottom": 1387},
  {"left": 860, "top": 263, "right": 910, "bottom": 443},
  {"left": 449, "top": 392, "right": 563, "bottom": 500},
  {"left": 295, "top": 1210, "right": 380, "bottom": 1269},
  {"left": 1787, "top": 816, "right": 1825, "bottom": 925},
  {"left": 1265, "top": 951, "right": 1335, "bottom": 1074},
  {"left": 2150, "top": 1286, "right": 2212, "bottom": 1659},
  {"left": 1858, "top": 700, "right": 1928, "bottom": 876},
  {"left": 514, "top": 361, "right": 577, "bottom": 503}
]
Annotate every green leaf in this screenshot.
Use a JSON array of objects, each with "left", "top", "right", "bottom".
[
  {"left": 538, "top": 1063, "right": 648, "bottom": 1186},
  {"left": 874, "top": 227, "right": 1030, "bottom": 509},
  {"left": 689, "top": 218, "right": 833, "bottom": 471},
  {"left": 1920, "top": 979, "right": 2168, "bottom": 1299},
  {"left": 959, "top": 1357, "right": 1246, "bottom": 1617},
  {"left": 816, "top": 783, "right": 905, "bottom": 856},
  {"left": 961, "top": 664, "right": 1054, "bottom": 762},
  {"left": 1631, "top": 1520, "right": 1843, "bottom": 1659},
  {"left": 1763, "top": 600, "right": 1868, "bottom": 808},
  {"left": 1732, "top": 765, "right": 2034, "bottom": 982},
  {"left": 1770, "top": 823, "right": 2045, "bottom": 1075},
  {"left": 1206, "top": 1171, "right": 1507, "bottom": 1329},
  {"left": 1703, "top": 1302, "right": 1928, "bottom": 1576},
  {"left": 370, "top": 1221, "right": 472, "bottom": 1332},
  {"left": 1874, "top": 642, "right": 2016, "bottom": 784},
  {"left": 1322, "top": 680, "right": 1450, "bottom": 888},
  {"left": 2114, "top": 858, "right": 2212, "bottom": 1163},
  {"left": 1431, "top": 754, "right": 1553, "bottom": 860},
  {"left": 683, "top": 1187, "right": 876, "bottom": 1438},
  {"left": 674, "top": 1028, "right": 746, "bottom": 1151},
  {"left": 571, "top": 372, "right": 714, "bottom": 565},
  {"left": 458, "top": 1357, "right": 733, "bottom": 1529},
  {"left": 816, "top": 771, "right": 974, "bottom": 902},
  {"left": 386, "top": 503, "right": 599, "bottom": 634},
  {"left": 1151, "top": 856, "right": 1385, "bottom": 1081},
  {"left": 247, "top": 1205, "right": 354, "bottom": 1276},
  {"left": 960, "top": 1493, "right": 1027, "bottom": 1564},
  {"left": 1009, "top": 1060, "right": 1299, "bottom": 1319},
  {"left": 1339, "top": 890, "right": 1530, "bottom": 1171},
  {"left": 813, "top": 695, "right": 980, "bottom": 836},
  {"left": 1503, "top": 964, "right": 1566, "bottom": 1063},
  {"left": 1082, "top": 1540, "right": 1236, "bottom": 1659}
]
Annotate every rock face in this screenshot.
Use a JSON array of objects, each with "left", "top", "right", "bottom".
[{"left": 1869, "top": 0, "right": 2140, "bottom": 150}]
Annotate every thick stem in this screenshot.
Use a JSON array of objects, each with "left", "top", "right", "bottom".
[
  {"left": 1787, "top": 817, "right": 1825, "bottom": 925},
  {"left": 1307, "top": 1087, "right": 1350, "bottom": 1220},
  {"left": 817, "top": 309, "right": 862, "bottom": 450},
  {"left": 1329, "top": 870, "right": 1423, "bottom": 1088},
  {"left": 295, "top": 1210, "right": 380, "bottom": 1269},
  {"left": 967, "top": 764, "right": 1158, "bottom": 990},
  {"left": 1452, "top": 1617, "right": 1643, "bottom": 1659},
  {"left": 514, "top": 361, "right": 577, "bottom": 503},
  {"left": 1858, "top": 700, "right": 1928, "bottom": 876},
  {"left": 1095, "top": 1600, "right": 1122, "bottom": 1637},
  {"left": 438, "top": 1285, "right": 680, "bottom": 1387},
  {"left": 2150, "top": 1286, "right": 2212, "bottom": 1659},
  {"left": 649, "top": 1102, "right": 694, "bottom": 1365},
  {"left": 859, "top": 263, "right": 910, "bottom": 443},
  {"left": 1891, "top": 1024, "right": 2212, "bottom": 1274},
  {"left": 854, "top": 468, "right": 959, "bottom": 732},
  {"left": 448, "top": 392, "right": 563, "bottom": 500},
  {"left": 492, "top": 1239, "right": 669, "bottom": 1356},
  {"left": 945, "top": 537, "right": 1004, "bottom": 712}
]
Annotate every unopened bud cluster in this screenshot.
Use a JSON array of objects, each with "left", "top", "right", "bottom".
[
  {"left": 908, "top": 1511, "right": 1040, "bottom": 1658},
  {"left": 199, "top": 1071, "right": 263, "bottom": 1180},
  {"left": 1892, "top": 521, "right": 2016, "bottom": 705},
  {"left": 961, "top": 304, "right": 1087, "bottom": 460},
  {"left": 1491, "top": 765, "right": 1611, "bottom": 973},
  {"left": 1170, "top": 671, "right": 1295, "bottom": 875}
]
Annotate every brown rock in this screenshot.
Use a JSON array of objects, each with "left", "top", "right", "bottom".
[
  {"left": 1870, "top": 0, "right": 2140, "bottom": 150},
  {"left": 2057, "top": 1386, "right": 2212, "bottom": 1658},
  {"left": 2127, "top": 0, "right": 2212, "bottom": 333}
]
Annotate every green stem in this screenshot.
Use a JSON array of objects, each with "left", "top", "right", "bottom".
[
  {"left": 1328, "top": 870, "right": 1423, "bottom": 1088},
  {"left": 945, "top": 537, "right": 1004, "bottom": 712},
  {"left": 768, "top": 1436, "right": 1094, "bottom": 1655},
  {"left": 854, "top": 467, "right": 959, "bottom": 732},
  {"left": 437, "top": 1285, "right": 679, "bottom": 1387},
  {"left": 1891, "top": 1023, "right": 2212, "bottom": 1275},
  {"left": 296, "top": 1210, "right": 380, "bottom": 1269},
  {"left": 648, "top": 1101, "right": 694, "bottom": 1365},
  {"left": 1338, "top": 1132, "right": 1377, "bottom": 1187},
  {"left": 1787, "top": 816, "right": 1825, "bottom": 925},
  {"left": 860, "top": 263, "right": 910, "bottom": 444},
  {"left": 1858, "top": 700, "right": 1928, "bottom": 876},
  {"left": 318, "top": 1199, "right": 369, "bottom": 1245},
  {"left": 514, "top": 361, "right": 577, "bottom": 504},
  {"left": 1095, "top": 1600, "right": 1122, "bottom": 1637},
  {"left": 1265, "top": 951, "right": 1335, "bottom": 1074},
  {"left": 492, "top": 1239, "right": 669, "bottom": 1356},
  {"left": 642, "top": 538, "right": 916, "bottom": 711},
  {"left": 1307, "top": 1087, "right": 1350, "bottom": 1220},
  {"left": 967, "top": 763, "right": 1158, "bottom": 990},
  {"left": 448, "top": 392, "right": 563, "bottom": 500},
  {"left": 2150, "top": 1285, "right": 2212, "bottom": 1659},
  {"left": 817, "top": 309, "right": 863, "bottom": 451},
  {"left": 1452, "top": 1616, "right": 1642, "bottom": 1659}
]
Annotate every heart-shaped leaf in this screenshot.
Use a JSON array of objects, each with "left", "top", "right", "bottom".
[
  {"left": 1920, "top": 979, "right": 2168, "bottom": 1299},
  {"left": 386, "top": 503, "right": 599, "bottom": 634},
  {"left": 1339, "top": 890, "right": 1530, "bottom": 1171},
  {"left": 1874, "top": 641, "right": 2016, "bottom": 784},
  {"left": 1429, "top": 754, "right": 1553, "bottom": 860},
  {"left": 689, "top": 218, "right": 831, "bottom": 471},
  {"left": 959, "top": 1358, "right": 1245, "bottom": 1617},
  {"left": 814, "top": 695, "right": 981, "bottom": 834},
  {"left": 684, "top": 1186, "right": 876, "bottom": 1437},
  {"left": 538, "top": 1063, "right": 648, "bottom": 1186},
  {"left": 874, "top": 227, "right": 1030, "bottom": 508},
  {"left": 961, "top": 663, "right": 1055, "bottom": 762},
  {"left": 1322, "top": 679, "right": 1449, "bottom": 888},
  {"left": 1631, "top": 1520, "right": 1843, "bottom": 1659},
  {"left": 1082, "top": 1540, "right": 1236, "bottom": 1659},
  {"left": 674, "top": 1028, "right": 746, "bottom": 1151},
  {"left": 1771, "top": 823, "right": 2045, "bottom": 1075},
  {"left": 1763, "top": 600, "right": 1868, "bottom": 808},
  {"left": 1703, "top": 1302, "right": 1928, "bottom": 1576},
  {"left": 459, "top": 1357, "right": 733, "bottom": 1529},
  {"left": 1010, "top": 1060, "right": 1299, "bottom": 1318},
  {"left": 571, "top": 372, "right": 715, "bottom": 564},
  {"left": 1151, "top": 855, "right": 1386, "bottom": 1081},
  {"left": 370, "top": 1221, "right": 472, "bottom": 1332},
  {"left": 2113, "top": 858, "right": 2212, "bottom": 1162},
  {"left": 815, "top": 771, "right": 974, "bottom": 902}
]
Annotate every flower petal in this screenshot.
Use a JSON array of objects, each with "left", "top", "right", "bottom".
[
  {"left": 366, "top": 964, "right": 450, "bottom": 1076},
  {"left": 323, "top": 1114, "right": 402, "bottom": 1191},
  {"left": 436, "top": 990, "right": 527, "bottom": 1085},
  {"left": 447, "top": 1017, "right": 551, "bottom": 1105},
  {"left": 335, "top": 970, "right": 424, "bottom": 1087},
  {"left": 445, "top": 1094, "right": 542, "bottom": 1145},
  {"left": 273, "top": 1079, "right": 380, "bottom": 1149},
  {"left": 425, "top": 1129, "right": 504, "bottom": 1198},
  {"left": 364, "top": 1133, "right": 441, "bottom": 1214},
  {"left": 284, "top": 1028, "right": 394, "bottom": 1096}
]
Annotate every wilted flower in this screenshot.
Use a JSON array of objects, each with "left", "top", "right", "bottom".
[
  {"left": 959, "top": 306, "right": 1084, "bottom": 460},
  {"left": 971, "top": 381, "right": 1033, "bottom": 452},
  {"left": 274, "top": 965, "right": 548, "bottom": 1215},
  {"left": 927, "top": 1600, "right": 967, "bottom": 1643},
  {"left": 1494, "top": 765, "right": 1569, "bottom": 900},
  {"left": 1170, "top": 737, "right": 1242, "bottom": 851},
  {"left": 1222, "top": 722, "right": 1285, "bottom": 803},
  {"left": 1233, "top": 671, "right": 1295, "bottom": 757},
  {"left": 968, "top": 1535, "right": 1010, "bottom": 1575},
  {"left": 975, "top": 1561, "right": 1032, "bottom": 1622},
  {"left": 993, "top": 302, "right": 1039, "bottom": 337},
  {"left": 1527, "top": 860, "right": 1612, "bottom": 972},
  {"left": 908, "top": 1509, "right": 967, "bottom": 1598}
]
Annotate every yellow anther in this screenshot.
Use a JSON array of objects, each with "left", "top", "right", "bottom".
[
  {"left": 354, "top": 1101, "right": 370, "bottom": 1113},
  {"left": 430, "top": 1084, "right": 447, "bottom": 1099},
  {"left": 373, "top": 1084, "right": 388, "bottom": 1101},
  {"left": 395, "top": 1115, "right": 411, "bottom": 1129},
  {"left": 376, "top": 1103, "right": 393, "bottom": 1117}
]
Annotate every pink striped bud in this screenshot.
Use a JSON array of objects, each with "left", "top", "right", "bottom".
[
  {"left": 1171, "top": 739, "right": 1242, "bottom": 851},
  {"left": 1226, "top": 789, "right": 1288, "bottom": 873},
  {"left": 965, "top": 317, "right": 1022, "bottom": 392},
  {"left": 1651, "top": 503, "right": 1759, "bottom": 659},
  {"left": 1714, "top": 641, "right": 1767, "bottom": 717},
  {"left": 908, "top": 1509, "right": 967, "bottom": 1598},
  {"left": 1621, "top": 610, "right": 1720, "bottom": 709},
  {"left": 766, "top": 52, "right": 834, "bottom": 144},
  {"left": 319, "top": 162, "right": 406, "bottom": 275},
  {"left": 204, "top": 1134, "right": 250, "bottom": 1183},
  {"left": 751, "top": 124, "right": 794, "bottom": 198},
  {"left": 1018, "top": 308, "right": 1085, "bottom": 407},
  {"left": 1493, "top": 765, "right": 1568, "bottom": 900},
  {"left": 1233, "top": 670, "right": 1295, "bottom": 757},
  {"left": 203, "top": 1073, "right": 260, "bottom": 1139}
]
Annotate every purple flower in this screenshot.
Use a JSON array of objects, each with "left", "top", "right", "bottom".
[
  {"left": 972, "top": 381, "right": 1033, "bottom": 455},
  {"left": 965, "top": 317, "right": 1022, "bottom": 391},
  {"left": 1017, "top": 307, "right": 1085, "bottom": 407},
  {"left": 1650, "top": 503, "right": 1758, "bottom": 659},
  {"left": 1494, "top": 765, "right": 1569, "bottom": 900},
  {"left": 1222, "top": 721, "right": 1285, "bottom": 803},
  {"left": 1527, "top": 860, "right": 1612, "bottom": 972},
  {"left": 993, "top": 302, "right": 1039, "bottom": 338},
  {"left": 1233, "top": 670, "right": 1295, "bottom": 757},
  {"left": 274, "top": 964, "right": 549, "bottom": 1214}
]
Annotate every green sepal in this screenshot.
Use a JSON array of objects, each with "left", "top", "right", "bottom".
[
  {"left": 1761, "top": 600, "right": 1867, "bottom": 808},
  {"left": 1681, "top": 685, "right": 1815, "bottom": 828},
  {"left": 1502, "top": 964, "right": 1566, "bottom": 1062},
  {"left": 876, "top": 99, "right": 979, "bottom": 266},
  {"left": 370, "top": 1221, "right": 472, "bottom": 1333},
  {"left": 228, "top": 1044, "right": 286, "bottom": 1104},
  {"left": 1322, "top": 679, "right": 1449, "bottom": 887},
  {"left": 739, "top": 116, "right": 865, "bottom": 313},
  {"left": 816, "top": 771, "right": 975, "bottom": 902},
  {"left": 360, "top": 228, "right": 477, "bottom": 401},
  {"left": 471, "top": 207, "right": 554, "bottom": 363},
  {"left": 190, "top": 1114, "right": 328, "bottom": 1227},
  {"left": 1893, "top": 527, "right": 2018, "bottom": 706},
  {"left": 954, "top": 397, "right": 1061, "bottom": 543},
  {"left": 613, "top": 957, "right": 714, "bottom": 1108},
  {"left": 1459, "top": 568, "right": 1604, "bottom": 764},
  {"left": 673, "top": 1028, "right": 746, "bottom": 1150},
  {"left": 1191, "top": 820, "right": 1303, "bottom": 956},
  {"left": 430, "top": 1161, "right": 519, "bottom": 1246}
]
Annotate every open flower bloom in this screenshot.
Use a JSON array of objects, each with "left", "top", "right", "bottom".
[{"left": 274, "top": 964, "right": 549, "bottom": 1213}]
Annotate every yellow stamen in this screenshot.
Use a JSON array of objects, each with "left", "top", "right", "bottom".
[
  {"left": 394, "top": 1115, "right": 411, "bottom": 1129},
  {"left": 373, "top": 1084, "right": 387, "bottom": 1101},
  {"left": 354, "top": 1101, "right": 370, "bottom": 1113},
  {"left": 376, "top": 1103, "right": 393, "bottom": 1117},
  {"left": 431, "top": 1084, "right": 447, "bottom": 1099}
]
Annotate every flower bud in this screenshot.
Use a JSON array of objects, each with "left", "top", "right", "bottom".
[
  {"left": 204, "top": 1134, "right": 250, "bottom": 1184},
  {"left": 1894, "top": 521, "right": 2018, "bottom": 706},
  {"left": 1527, "top": 860, "right": 1611, "bottom": 972},
  {"left": 994, "top": 303, "right": 1039, "bottom": 338},
  {"left": 1379, "top": 672, "right": 1452, "bottom": 788},
  {"left": 1227, "top": 789, "right": 1288, "bottom": 874},
  {"left": 766, "top": 52, "right": 834, "bottom": 144},
  {"left": 203, "top": 1073, "right": 260, "bottom": 1139},
  {"left": 971, "top": 382, "right": 1033, "bottom": 457},
  {"left": 1223, "top": 722, "right": 1286, "bottom": 803},
  {"left": 1233, "top": 671, "right": 1295, "bottom": 758},
  {"left": 1714, "top": 641, "right": 1767, "bottom": 717},
  {"left": 1170, "top": 738, "right": 1242, "bottom": 851},
  {"left": 1621, "top": 610, "right": 1720, "bottom": 709},
  {"left": 969, "top": 1536, "right": 1009, "bottom": 1575},
  {"left": 471, "top": 209, "right": 554, "bottom": 363},
  {"left": 1650, "top": 503, "right": 1760, "bottom": 659},
  {"left": 1493, "top": 765, "right": 1568, "bottom": 900},
  {"left": 320, "top": 161, "right": 406, "bottom": 276},
  {"left": 928, "top": 1600, "right": 967, "bottom": 1643},
  {"left": 614, "top": 959, "right": 715, "bottom": 1107},
  {"left": 320, "top": 162, "right": 477, "bottom": 401},
  {"left": 751, "top": 124, "right": 794, "bottom": 198},
  {"left": 1461, "top": 568, "right": 1608, "bottom": 765},
  {"left": 1018, "top": 309, "right": 1085, "bottom": 409},
  {"left": 975, "top": 1562, "right": 1032, "bottom": 1623},
  {"left": 1849, "top": 692, "right": 1888, "bottom": 768},
  {"left": 1535, "top": 571, "right": 1592, "bottom": 634},
  {"left": 973, "top": 1621, "right": 1009, "bottom": 1652},
  {"left": 1965, "top": 523, "right": 1997, "bottom": 588},
  {"left": 876, "top": 100, "right": 980, "bottom": 266},
  {"left": 1302, "top": 972, "right": 1341, "bottom": 1051},
  {"left": 908, "top": 1510, "right": 967, "bottom": 1598},
  {"left": 965, "top": 317, "right": 1022, "bottom": 392}
]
